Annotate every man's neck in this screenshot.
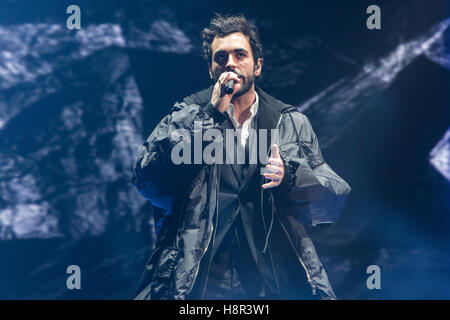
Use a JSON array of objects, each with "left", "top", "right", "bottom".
[{"left": 230, "top": 85, "right": 256, "bottom": 122}]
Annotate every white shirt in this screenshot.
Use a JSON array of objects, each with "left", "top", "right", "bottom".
[{"left": 225, "top": 92, "right": 259, "bottom": 148}]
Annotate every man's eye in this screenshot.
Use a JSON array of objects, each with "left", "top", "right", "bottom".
[{"left": 215, "top": 55, "right": 227, "bottom": 63}]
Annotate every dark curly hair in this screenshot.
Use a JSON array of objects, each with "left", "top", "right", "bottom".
[{"left": 201, "top": 14, "right": 263, "bottom": 65}]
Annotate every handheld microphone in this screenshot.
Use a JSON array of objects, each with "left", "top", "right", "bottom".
[{"left": 224, "top": 79, "right": 235, "bottom": 94}]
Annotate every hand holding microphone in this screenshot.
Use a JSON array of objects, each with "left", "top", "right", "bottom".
[
  {"left": 210, "top": 71, "right": 241, "bottom": 113},
  {"left": 224, "top": 79, "right": 235, "bottom": 94}
]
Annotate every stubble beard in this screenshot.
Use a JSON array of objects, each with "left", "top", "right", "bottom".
[
  {"left": 233, "top": 72, "right": 255, "bottom": 98},
  {"left": 212, "top": 70, "right": 256, "bottom": 97}
]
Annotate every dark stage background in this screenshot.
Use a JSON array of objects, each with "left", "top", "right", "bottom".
[{"left": 0, "top": 0, "right": 449, "bottom": 299}]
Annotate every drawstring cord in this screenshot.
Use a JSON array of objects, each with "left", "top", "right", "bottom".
[
  {"left": 261, "top": 180, "right": 281, "bottom": 295},
  {"left": 259, "top": 117, "right": 283, "bottom": 294},
  {"left": 262, "top": 112, "right": 297, "bottom": 253},
  {"left": 262, "top": 132, "right": 278, "bottom": 254},
  {"left": 262, "top": 187, "right": 276, "bottom": 254}
]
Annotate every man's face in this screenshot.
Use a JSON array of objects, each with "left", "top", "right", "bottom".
[{"left": 209, "top": 32, "right": 262, "bottom": 97}]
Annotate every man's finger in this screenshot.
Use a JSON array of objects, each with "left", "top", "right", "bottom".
[
  {"left": 263, "top": 173, "right": 281, "bottom": 181},
  {"left": 220, "top": 72, "right": 239, "bottom": 84},
  {"left": 268, "top": 158, "right": 283, "bottom": 167},
  {"left": 264, "top": 165, "right": 282, "bottom": 175},
  {"left": 262, "top": 180, "right": 279, "bottom": 189}
]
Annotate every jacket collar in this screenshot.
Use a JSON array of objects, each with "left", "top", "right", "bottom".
[
  {"left": 256, "top": 86, "right": 286, "bottom": 132},
  {"left": 183, "top": 85, "right": 294, "bottom": 131}
]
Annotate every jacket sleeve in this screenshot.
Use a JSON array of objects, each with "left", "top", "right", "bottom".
[
  {"left": 275, "top": 111, "right": 351, "bottom": 226},
  {"left": 132, "top": 101, "right": 227, "bottom": 215}
]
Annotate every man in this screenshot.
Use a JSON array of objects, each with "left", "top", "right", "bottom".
[{"left": 132, "top": 14, "right": 351, "bottom": 300}]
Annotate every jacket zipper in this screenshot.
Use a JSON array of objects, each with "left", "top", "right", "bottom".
[
  {"left": 186, "top": 164, "right": 220, "bottom": 298},
  {"left": 186, "top": 214, "right": 214, "bottom": 298},
  {"left": 270, "top": 111, "right": 317, "bottom": 295},
  {"left": 199, "top": 197, "right": 218, "bottom": 299},
  {"left": 199, "top": 164, "right": 221, "bottom": 298},
  {"left": 277, "top": 215, "right": 317, "bottom": 295}
]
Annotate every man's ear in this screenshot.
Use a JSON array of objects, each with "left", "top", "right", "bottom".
[
  {"left": 208, "top": 63, "right": 213, "bottom": 80},
  {"left": 255, "top": 58, "right": 263, "bottom": 76}
]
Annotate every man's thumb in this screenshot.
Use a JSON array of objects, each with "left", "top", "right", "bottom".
[{"left": 271, "top": 144, "right": 280, "bottom": 158}]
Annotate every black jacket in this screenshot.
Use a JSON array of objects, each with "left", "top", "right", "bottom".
[{"left": 132, "top": 86, "right": 351, "bottom": 300}]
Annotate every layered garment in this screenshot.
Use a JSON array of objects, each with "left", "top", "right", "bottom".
[{"left": 132, "top": 85, "right": 351, "bottom": 300}]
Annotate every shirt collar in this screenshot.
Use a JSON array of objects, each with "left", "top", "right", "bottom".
[
  {"left": 226, "top": 91, "right": 259, "bottom": 127},
  {"left": 250, "top": 91, "right": 259, "bottom": 117}
]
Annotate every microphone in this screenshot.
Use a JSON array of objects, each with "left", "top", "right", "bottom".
[{"left": 224, "top": 79, "right": 235, "bottom": 94}]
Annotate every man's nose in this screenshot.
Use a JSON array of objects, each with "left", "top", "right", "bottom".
[{"left": 225, "top": 54, "right": 237, "bottom": 70}]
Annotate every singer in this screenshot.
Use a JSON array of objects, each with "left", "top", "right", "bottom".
[{"left": 132, "top": 14, "right": 351, "bottom": 300}]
